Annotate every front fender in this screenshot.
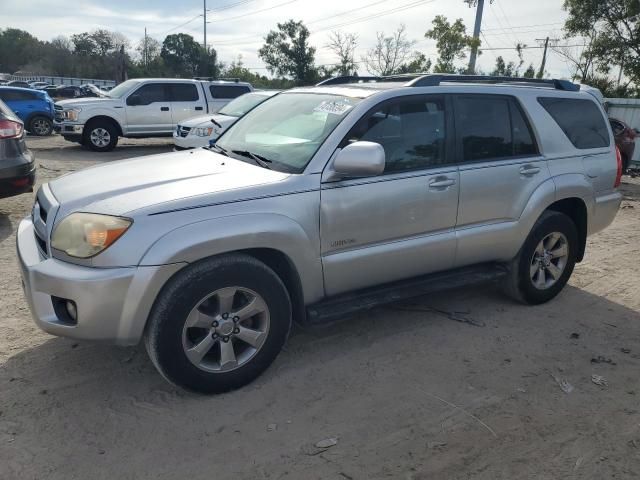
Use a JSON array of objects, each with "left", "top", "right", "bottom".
[
  {"left": 140, "top": 213, "right": 324, "bottom": 304},
  {"left": 81, "top": 110, "right": 125, "bottom": 130}
]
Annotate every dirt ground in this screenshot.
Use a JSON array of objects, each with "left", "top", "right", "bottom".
[{"left": 1, "top": 135, "right": 640, "bottom": 480}]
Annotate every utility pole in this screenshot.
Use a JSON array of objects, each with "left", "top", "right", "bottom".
[
  {"left": 144, "top": 27, "right": 148, "bottom": 66},
  {"left": 536, "top": 37, "right": 550, "bottom": 79},
  {"left": 203, "top": 0, "right": 207, "bottom": 51},
  {"left": 468, "top": 0, "right": 485, "bottom": 74}
]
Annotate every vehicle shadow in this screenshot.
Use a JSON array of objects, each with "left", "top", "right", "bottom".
[
  {"left": 0, "top": 211, "right": 12, "bottom": 244},
  {"left": 1, "top": 283, "right": 639, "bottom": 478}
]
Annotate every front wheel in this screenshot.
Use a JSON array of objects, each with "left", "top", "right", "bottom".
[
  {"left": 145, "top": 254, "right": 292, "bottom": 394},
  {"left": 504, "top": 211, "right": 578, "bottom": 305},
  {"left": 29, "top": 116, "right": 53, "bottom": 136},
  {"left": 83, "top": 121, "right": 118, "bottom": 152}
]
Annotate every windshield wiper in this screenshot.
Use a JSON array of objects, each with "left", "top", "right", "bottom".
[
  {"left": 210, "top": 118, "right": 223, "bottom": 129},
  {"left": 232, "top": 150, "right": 273, "bottom": 169},
  {"left": 209, "top": 143, "right": 230, "bottom": 157}
]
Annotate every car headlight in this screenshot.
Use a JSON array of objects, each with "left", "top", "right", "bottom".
[
  {"left": 193, "top": 126, "right": 214, "bottom": 137},
  {"left": 51, "top": 213, "right": 132, "bottom": 258},
  {"left": 64, "top": 108, "right": 82, "bottom": 121}
]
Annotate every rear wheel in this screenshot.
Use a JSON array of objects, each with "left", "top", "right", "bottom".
[
  {"left": 29, "top": 116, "right": 53, "bottom": 136},
  {"left": 504, "top": 211, "right": 578, "bottom": 305},
  {"left": 145, "top": 254, "right": 292, "bottom": 394},
  {"left": 83, "top": 121, "right": 118, "bottom": 152}
]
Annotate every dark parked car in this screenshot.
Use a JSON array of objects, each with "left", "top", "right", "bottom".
[
  {"left": 0, "top": 87, "right": 55, "bottom": 136},
  {"left": 610, "top": 117, "right": 637, "bottom": 172},
  {"left": 7, "top": 81, "right": 31, "bottom": 89},
  {"left": 0, "top": 99, "right": 35, "bottom": 198},
  {"left": 54, "top": 85, "right": 83, "bottom": 98}
]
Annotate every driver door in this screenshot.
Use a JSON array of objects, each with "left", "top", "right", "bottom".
[
  {"left": 126, "top": 83, "right": 173, "bottom": 134},
  {"left": 320, "top": 95, "right": 459, "bottom": 296}
]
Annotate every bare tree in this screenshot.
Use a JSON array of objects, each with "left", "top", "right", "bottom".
[
  {"left": 325, "top": 31, "right": 358, "bottom": 76},
  {"left": 362, "top": 25, "right": 415, "bottom": 76},
  {"left": 550, "top": 34, "right": 596, "bottom": 82}
]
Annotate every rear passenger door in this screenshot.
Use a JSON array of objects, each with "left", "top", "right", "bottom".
[
  {"left": 320, "top": 95, "right": 459, "bottom": 296},
  {"left": 453, "top": 94, "right": 548, "bottom": 267},
  {"left": 168, "top": 83, "right": 204, "bottom": 125},
  {"left": 209, "top": 85, "right": 251, "bottom": 112}
]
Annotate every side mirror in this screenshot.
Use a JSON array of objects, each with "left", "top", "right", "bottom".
[
  {"left": 333, "top": 141, "right": 385, "bottom": 177},
  {"left": 127, "top": 94, "right": 141, "bottom": 106}
]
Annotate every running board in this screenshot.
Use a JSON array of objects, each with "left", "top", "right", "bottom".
[{"left": 306, "top": 263, "right": 508, "bottom": 325}]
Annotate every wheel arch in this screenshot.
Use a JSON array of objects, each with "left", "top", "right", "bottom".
[
  {"left": 544, "top": 197, "right": 588, "bottom": 262},
  {"left": 24, "top": 111, "right": 52, "bottom": 130},
  {"left": 84, "top": 115, "right": 123, "bottom": 137}
]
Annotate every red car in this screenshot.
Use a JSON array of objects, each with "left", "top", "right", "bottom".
[{"left": 609, "top": 117, "right": 637, "bottom": 172}]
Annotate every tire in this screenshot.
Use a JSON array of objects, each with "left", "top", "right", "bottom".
[
  {"left": 504, "top": 211, "right": 578, "bottom": 305},
  {"left": 83, "top": 120, "right": 118, "bottom": 152},
  {"left": 29, "top": 116, "right": 53, "bottom": 136},
  {"left": 145, "top": 254, "right": 292, "bottom": 394}
]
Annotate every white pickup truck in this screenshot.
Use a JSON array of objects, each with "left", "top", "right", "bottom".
[{"left": 54, "top": 78, "right": 253, "bottom": 151}]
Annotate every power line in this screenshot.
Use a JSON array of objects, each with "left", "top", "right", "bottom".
[
  {"left": 207, "top": 0, "right": 302, "bottom": 23},
  {"left": 207, "top": 0, "right": 259, "bottom": 13},
  {"left": 482, "top": 44, "right": 585, "bottom": 51},
  {"left": 482, "top": 22, "right": 564, "bottom": 32},
  {"left": 153, "top": 14, "right": 202, "bottom": 37}
]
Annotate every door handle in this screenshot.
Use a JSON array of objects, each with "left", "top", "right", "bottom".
[
  {"left": 429, "top": 178, "right": 456, "bottom": 189},
  {"left": 519, "top": 165, "right": 541, "bottom": 176},
  {"left": 160, "top": 106, "right": 170, "bottom": 111},
  {"left": 195, "top": 106, "right": 203, "bottom": 111}
]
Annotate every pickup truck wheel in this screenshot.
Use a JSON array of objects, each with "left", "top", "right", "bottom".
[
  {"left": 84, "top": 122, "right": 118, "bottom": 152},
  {"left": 29, "top": 116, "right": 53, "bottom": 136},
  {"left": 504, "top": 211, "right": 578, "bottom": 305},
  {"left": 145, "top": 254, "right": 292, "bottom": 394}
]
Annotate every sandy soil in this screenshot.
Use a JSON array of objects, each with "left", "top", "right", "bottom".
[{"left": 1, "top": 135, "right": 640, "bottom": 480}]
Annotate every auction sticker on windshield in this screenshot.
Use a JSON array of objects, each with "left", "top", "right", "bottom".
[{"left": 314, "top": 100, "right": 353, "bottom": 115}]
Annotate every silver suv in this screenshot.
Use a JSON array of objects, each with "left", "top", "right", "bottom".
[{"left": 17, "top": 74, "right": 623, "bottom": 393}]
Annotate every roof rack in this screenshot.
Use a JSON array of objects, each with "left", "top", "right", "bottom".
[
  {"left": 193, "top": 77, "right": 242, "bottom": 83},
  {"left": 316, "top": 73, "right": 579, "bottom": 91}
]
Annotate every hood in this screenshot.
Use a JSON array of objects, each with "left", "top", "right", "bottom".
[
  {"left": 180, "top": 113, "right": 236, "bottom": 128},
  {"left": 48, "top": 148, "right": 291, "bottom": 217},
  {"left": 56, "top": 97, "right": 119, "bottom": 108}
]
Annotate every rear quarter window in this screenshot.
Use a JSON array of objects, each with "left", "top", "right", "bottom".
[
  {"left": 210, "top": 85, "right": 251, "bottom": 99},
  {"left": 538, "top": 97, "right": 610, "bottom": 149}
]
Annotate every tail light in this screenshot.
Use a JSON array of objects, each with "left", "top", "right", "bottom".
[
  {"left": 614, "top": 146, "right": 623, "bottom": 188},
  {"left": 0, "top": 119, "right": 23, "bottom": 139}
]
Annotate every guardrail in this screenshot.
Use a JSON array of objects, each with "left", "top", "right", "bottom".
[{"left": 6, "top": 75, "right": 116, "bottom": 88}]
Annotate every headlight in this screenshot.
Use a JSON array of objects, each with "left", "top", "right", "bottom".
[
  {"left": 51, "top": 213, "right": 132, "bottom": 258},
  {"left": 64, "top": 108, "right": 82, "bottom": 121},
  {"left": 193, "top": 126, "right": 214, "bottom": 137}
]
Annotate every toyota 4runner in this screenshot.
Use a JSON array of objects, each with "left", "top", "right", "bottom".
[{"left": 17, "top": 74, "right": 623, "bottom": 393}]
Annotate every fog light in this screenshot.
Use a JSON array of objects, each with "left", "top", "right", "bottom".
[{"left": 65, "top": 300, "right": 77, "bottom": 321}]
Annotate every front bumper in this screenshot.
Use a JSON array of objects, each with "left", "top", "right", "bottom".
[
  {"left": 172, "top": 132, "right": 214, "bottom": 150},
  {"left": 16, "top": 217, "right": 184, "bottom": 346},
  {"left": 54, "top": 122, "right": 84, "bottom": 138}
]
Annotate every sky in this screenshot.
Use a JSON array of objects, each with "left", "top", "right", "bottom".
[{"left": 0, "top": 0, "right": 577, "bottom": 79}]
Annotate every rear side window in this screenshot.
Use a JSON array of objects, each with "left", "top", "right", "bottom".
[
  {"left": 0, "top": 90, "right": 37, "bottom": 101},
  {"left": 169, "top": 83, "right": 198, "bottom": 102},
  {"left": 454, "top": 95, "right": 537, "bottom": 162},
  {"left": 210, "top": 85, "right": 251, "bottom": 99},
  {"left": 538, "top": 97, "right": 609, "bottom": 149}
]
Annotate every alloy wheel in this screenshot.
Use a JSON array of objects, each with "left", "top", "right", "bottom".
[
  {"left": 90, "top": 127, "right": 111, "bottom": 147},
  {"left": 529, "top": 232, "right": 569, "bottom": 290},
  {"left": 181, "top": 286, "right": 270, "bottom": 372}
]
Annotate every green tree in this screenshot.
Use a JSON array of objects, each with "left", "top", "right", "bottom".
[
  {"left": 563, "top": 0, "right": 640, "bottom": 85},
  {"left": 0, "top": 28, "right": 42, "bottom": 73},
  {"left": 161, "top": 33, "right": 204, "bottom": 77},
  {"left": 258, "top": 20, "right": 317, "bottom": 84},
  {"left": 396, "top": 52, "right": 432, "bottom": 74},
  {"left": 523, "top": 64, "right": 536, "bottom": 78},
  {"left": 425, "top": 16, "right": 480, "bottom": 73}
]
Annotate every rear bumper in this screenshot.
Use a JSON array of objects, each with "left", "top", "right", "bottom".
[
  {"left": 16, "top": 217, "right": 185, "bottom": 346},
  {"left": 0, "top": 150, "right": 35, "bottom": 198},
  {"left": 589, "top": 191, "right": 623, "bottom": 235}
]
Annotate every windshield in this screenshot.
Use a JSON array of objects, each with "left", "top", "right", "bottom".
[
  {"left": 218, "top": 93, "right": 274, "bottom": 118},
  {"left": 216, "top": 92, "right": 361, "bottom": 173},
  {"left": 106, "top": 79, "right": 141, "bottom": 99}
]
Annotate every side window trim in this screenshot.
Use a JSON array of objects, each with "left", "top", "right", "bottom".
[
  {"left": 127, "top": 83, "right": 168, "bottom": 106},
  {"left": 338, "top": 93, "right": 453, "bottom": 176},
  {"left": 452, "top": 93, "right": 541, "bottom": 165}
]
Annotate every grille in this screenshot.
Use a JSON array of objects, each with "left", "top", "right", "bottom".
[
  {"left": 177, "top": 125, "right": 191, "bottom": 138},
  {"left": 54, "top": 104, "right": 64, "bottom": 122}
]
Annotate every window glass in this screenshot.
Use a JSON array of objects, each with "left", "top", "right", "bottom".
[
  {"left": 219, "top": 93, "right": 272, "bottom": 117},
  {"left": 128, "top": 84, "right": 166, "bottom": 106},
  {"left": 349, "top": 96, "right": 447, "bottom": 173},
  {"left": 510, "top": 100, "right": 537, "bottom": 156},
  {"left": 169, "top": 83, "right": 198, "bottom": 102},
  {"left": 456, "top": 96, "right": 512, "bottom": 161},
  {"left": 538, "top": 97, "right": 610, "bottom": 149},
  {"left": 210, "top": 85, "right": 251, "bottom": 99},
  {"left": 0, "top": 90, "right": 36, "bottom": 101},
  {"left": 216, "top": 92, "right": 360, "bottom": 173}
]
